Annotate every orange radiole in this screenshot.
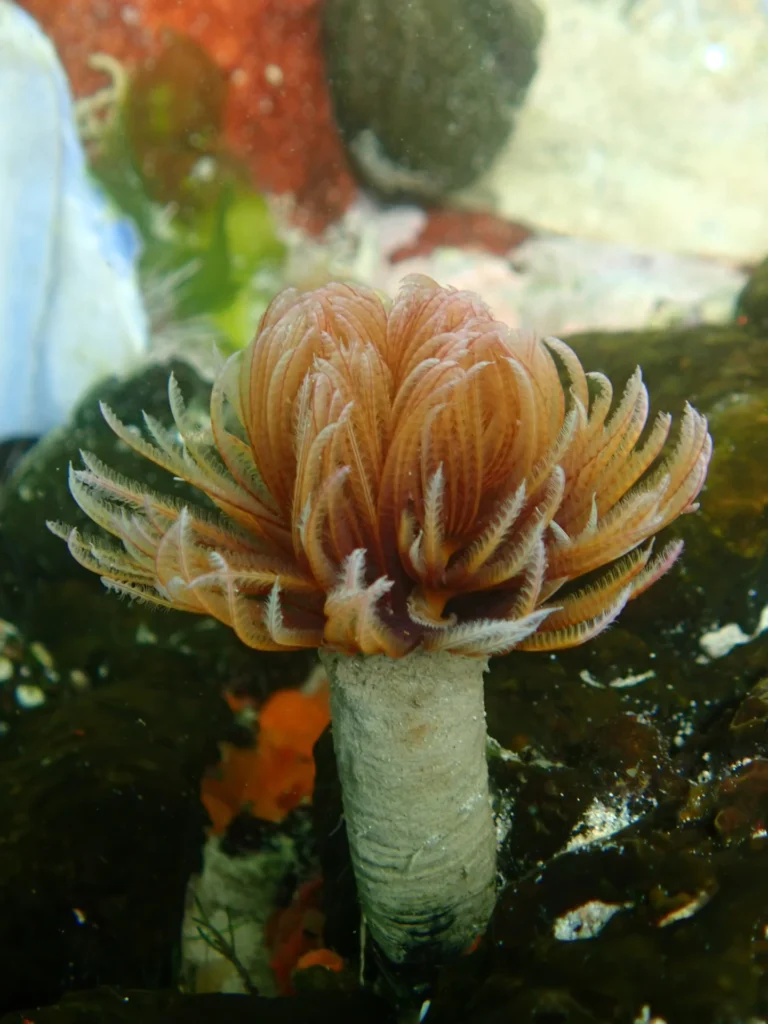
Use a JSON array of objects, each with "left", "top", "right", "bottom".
[{"left": 54, "top": 275, "right": 711, "bottom": 660}]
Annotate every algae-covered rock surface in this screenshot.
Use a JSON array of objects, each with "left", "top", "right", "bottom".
[
  {"left": 0, "top": 988, "right": 391, "bottom": 1024},
  {"left": 415, "top": 273, "right": 768, "bottom": 1022},
  {"left": 0, "top": 359, "right": 212, "bottom": 585},
  {"left": 0, "top": 651, "right": 227, "bottom": 1011},
  {"left": 428, "top": 678, "right": 768, "bottom": 1023},
  {"left": 737, "top": 256, "right": 768, "bottom": 333},
  {"left": 0, "top": 359, "right": 313, "bottom": 1016}
]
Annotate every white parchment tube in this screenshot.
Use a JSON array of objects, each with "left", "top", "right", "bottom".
[{"left": 320, "top": 648, "right": 497, "bottom": 964}]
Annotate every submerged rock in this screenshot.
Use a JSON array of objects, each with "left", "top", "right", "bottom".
[
  {"left": 0, "top": 358, "right": 212, "bottom": 587},
  {"left": 416, "top": 264, "right": 768, "bottom": 1022},
  {"left": 0, "top": 987, "right": 390, "bottom": 1024},
  {"left": 461, "top": 1, "right": 768, "bottom": 263},
  {"left": 736, "top": 256, "right": 768, "bottom": 332},
  {"left": 429, "top": 675, "right": 768, "bottom": 1023},
  {"left": 0, "top": 654, "right": 227, "bottom": 1014},
  {"left": 323, "top": 0, "right": 543, "bottom": 199}
]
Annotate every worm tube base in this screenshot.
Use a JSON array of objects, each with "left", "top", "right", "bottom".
[{"left": 320, "top": 648, "right": 497, "bottom": 965}]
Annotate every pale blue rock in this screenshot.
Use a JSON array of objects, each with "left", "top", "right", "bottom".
[{"left": 0, "top": 1, "right": 148, "bottom": 441}]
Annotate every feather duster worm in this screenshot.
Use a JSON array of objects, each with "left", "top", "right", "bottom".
[{"left": 50, "top": 275, "right": 711, "bottom": 965}]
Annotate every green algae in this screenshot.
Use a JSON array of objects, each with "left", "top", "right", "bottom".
[
  {"left": 90, "top": 35, "right": 285, "bottom": 352},
  {"left": 701, "top": 389, "right": 768, "bottom": 560},
  {"left": 124, "top": 35, "right": 227, "bottom": 210}
]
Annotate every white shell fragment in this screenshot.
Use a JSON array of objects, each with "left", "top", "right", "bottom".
[
  {"left": 699, "top": 604, "right": 768, "bottom": 660},
  {"left": 15, "top": 682, "right": 46, "bottom": 708},
  {"left": 553, "top": 899, "right": 632, "bottom": 941}
]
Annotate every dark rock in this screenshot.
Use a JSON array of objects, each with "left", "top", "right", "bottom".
[
  {"left": 428, "top": 677, "right": 768, "bottom": 1022},
  {"left": 323, "top": 0, "right": 543, "bottom": 198},
  {"left": 736, "top": 256, "right": 768, "bottom": 331},
  {"left": 312, "top": 726, "right": 360, "bottom": 961},
  {"left": 0, "top": 358, "right": 212, "bottom": 587},
  {"left": 0, "top": 655, "right": 227, "bottom": 1015},
  {"left": 0, "top": 357, "right": 316, "bottom": 693},
  {"left": 484, "top": 316, "right": 768, "bottom": 771},
  {"left": 0, "top": 438, "right": 37, "bottom": 486},
  {"left": 0, "top": 987, "right": 392, "bottom": 1024},
  {"left": 422, "top": 270, "right": 768, "bottom": 1021}
]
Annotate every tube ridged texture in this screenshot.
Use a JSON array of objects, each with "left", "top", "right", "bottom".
[{"left": 321, "top": 648, "right": 496, "bottom": 963}]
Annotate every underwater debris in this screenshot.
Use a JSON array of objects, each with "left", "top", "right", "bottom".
[
  {"left": 292, "top": 946, "right": 346, "bottom": 981},
  {"left": 0, "top": 1, "right": 148, "bottom": 441},
  {"left": 74, "top": 52, "right": 128, "bottom": 147},
  {"left": 698, "top": 607, "right": 768, "bottom": 661},
  {"left": 182, "top": 816, "right": 312, "bottom": 997},
  {"left": 188, "top": 896, "right": 259, "bottom": 996},
  {"left": 552, "top": 898, "right": 632, "bottom": 941},
  {"left": 52, "top": 274, "right": 710, "bottom": 967}
]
